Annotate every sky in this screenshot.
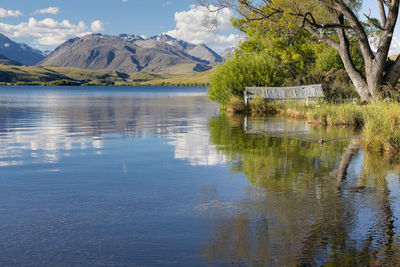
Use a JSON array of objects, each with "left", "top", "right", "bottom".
[
  {"left": 0, "top": 0, "right": 244, "bottom": 52},
  {"left": 0, "top": 0, "right": 399, "bottom": 54}
]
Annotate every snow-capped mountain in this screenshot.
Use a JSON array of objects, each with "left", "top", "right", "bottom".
[{"left": 39, "top": 33, "right": 222, "bottom": 74}]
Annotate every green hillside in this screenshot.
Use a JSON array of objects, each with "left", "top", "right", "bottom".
[{"left": 0, "top": 64, "right": 211, "bottom": 86}]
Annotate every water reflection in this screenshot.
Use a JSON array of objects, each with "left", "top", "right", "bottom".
[
  {"left": 168, "top": 127, "right": 225, "bottom": 166},
  {"left": 2, "top": 86, "right": 400, "bottom": 265},
  {"left": 0, "top": 87, "right": 222, "bottom": 167},
  {"left": 203, "top": 113, "right": 400, "bottom": 265}
]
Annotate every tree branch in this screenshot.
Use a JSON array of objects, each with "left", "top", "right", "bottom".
[
  {"left": 300, "top": 12, "right": 352, "bottom": 30},
  {"left": 364, "top": 11, "right": 384, "bottom": 30},
  {"left": 375, "top": 0, "right": 399, "bottom": 63},
  {"left": 378, "top": 0, "right": 388, "bottom": 26},
  {"left": 323, "top": 0, "right": 375, "bottom": 65},
  {"left": 302, "top": 24, "right": 340, "bottom": 50}
]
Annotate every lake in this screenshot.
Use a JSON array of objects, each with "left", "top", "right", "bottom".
[{"left": 0, "top": 86, "right": 399, "bottom": 266}]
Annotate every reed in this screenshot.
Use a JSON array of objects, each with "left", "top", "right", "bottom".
[{"left": 226, "top": 96, "right": 246, "bottom": 113}]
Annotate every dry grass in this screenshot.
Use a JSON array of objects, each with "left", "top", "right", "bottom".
[{"left": 226, "top": 96, "right": 246, "bottom": 113}]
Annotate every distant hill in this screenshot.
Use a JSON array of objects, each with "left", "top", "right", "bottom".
[
  {"left": 219, "top": 47, "right": 235, "bottom": 59},
  {"left": 389, "top": 54, "right": 400, "bottom": 61},
  {"left": 0, "top": 34, "right": 45, "bottom": 65},
  {"left": 0, "top": 64, "right": 211, "bottom": 86},
  {"left": 147, "top": 34, "right": 222, "bottom": 65},
  {"left": 39, "top": 34, "right": 222, "bottom": 74},
  {"left": 0, "top": 55, "right": 22, "bottom": 66},
  {"left": 0, "top": 65, "right": 128, "bottom": 85}
]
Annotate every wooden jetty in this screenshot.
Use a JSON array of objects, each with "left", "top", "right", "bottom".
[{"left": 244, "top": 84, "right": 324, "bottom": 105}]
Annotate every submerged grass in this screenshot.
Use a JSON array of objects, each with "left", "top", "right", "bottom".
[{"left": 230, "top": 96, "right": 400, "bottom": 156}]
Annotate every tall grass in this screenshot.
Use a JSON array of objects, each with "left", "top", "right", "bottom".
[
  {"left": 226, "top": 96, "right": 246, "bottom": 113},
  {"left": 362, "top": 103, "right": 400, "bottom": 155},
  {"left": 249, "top": 97, "right": 279, "bottom": 115}
]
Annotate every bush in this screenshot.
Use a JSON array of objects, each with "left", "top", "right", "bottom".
[
  {"left": 283, "top": 69, "right": 358, "bottom": 101},
  {"left": 208, "top": 53, "right": 285, "bottom": 105}
]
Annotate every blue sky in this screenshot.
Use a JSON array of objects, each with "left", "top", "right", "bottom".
[
  {"left": 0, "top": 0, "right": 192, "bottom": 34},
  {"left": 0, "top": 0, "right": 399, "bottom": 54},
  {"left": 0, "top": 0, "right": 242, "bottom": 52}
]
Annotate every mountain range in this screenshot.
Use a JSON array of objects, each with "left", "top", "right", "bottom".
[
  {"left": 0, "top": 34, "right": 45, "bottom": 65},
  {"left": 0, "top": 33, "right": 225, "bottom": 75},
  {"left": 38, "top": 33, "right": 223, "bottom": 74}
]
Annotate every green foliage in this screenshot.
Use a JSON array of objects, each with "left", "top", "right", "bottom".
[
  {"left": 313, "top": 44, "right": 343, "bottom": 72},
  {"left": 228, "top": 0, "right": 368, "bottom": 99},
  {"left": 238, "top": 29, "right": 317, "bottom": 79},
  {"left": 313, "top": 42, "right": 363, "bottom": 73},
  {"left": 208, "top": 53, "right": 284, "bottom": 105}
]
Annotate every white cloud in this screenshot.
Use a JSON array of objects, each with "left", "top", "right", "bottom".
[
  {"left": 389, "top": 37, "right": 400, "bottom": 56},
  {"left": 165, "top": 5, "right": 244, "bottom": 52},
  {"left": 168, "top": 127, "right": 225, "bottom": 166},
  {"left": 91, "top": 20, "right": 104, "bottom": 32},
  {"left": 34, "top": 7, "right": 60, "bottom": 15},
  {"left": 0, "top": 18, "right": 103, "bottom": 46},
  {"left": 0, "top": 8, "right": 23, "bottom": 18},
  {"left": 122, "top": 0, "right": 128, "bottom": 2},
  {"left": 370, "top": 35, "right": 400, "bottom": 56}
]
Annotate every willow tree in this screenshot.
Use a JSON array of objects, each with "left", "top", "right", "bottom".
[{"left": 199, "top": 0, "right": 400, "bottom": 101}]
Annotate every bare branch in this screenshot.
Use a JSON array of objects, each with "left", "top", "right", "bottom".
[
  {"left": 300, "top": 12, "right": 352, "bottom": 30},
  {"left": 364, "top": 12, "right": 384, "bottom": 30}
]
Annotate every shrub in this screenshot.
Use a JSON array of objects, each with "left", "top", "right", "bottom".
[{"left": 208, "top": 53, "right": 285, "bottom": 105}]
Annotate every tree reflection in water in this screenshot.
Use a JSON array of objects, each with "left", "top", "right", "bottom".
[{"left": 201, "top": 114, "right": 400, "bottom": 266}]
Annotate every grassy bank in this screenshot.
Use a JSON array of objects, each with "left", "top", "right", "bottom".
[{"left": 227, "top": 98, "right": 400, "bottom": 156}]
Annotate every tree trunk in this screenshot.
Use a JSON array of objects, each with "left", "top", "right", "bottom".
[
  {"left": 343, "top": 64, "right": 371, "bottom": 101},
  {"left": 366, "top": 65, "right": 383, "bottom": 100},
  {"left": 336, "top": 15, "right": 372, "bottom": 101}
]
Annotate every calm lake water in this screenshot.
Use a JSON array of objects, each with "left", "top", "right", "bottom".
[{"left": 0, "top": 86, "right": 400, "bottom": 266}]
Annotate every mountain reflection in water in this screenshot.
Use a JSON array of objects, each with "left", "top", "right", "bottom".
[{"left": 0, "top": 87, "right": 222, "bottom": 167}]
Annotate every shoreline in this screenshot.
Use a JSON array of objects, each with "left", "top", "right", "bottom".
[{"left": 0, "top": 82, "right": 209, "bottom": 87}]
